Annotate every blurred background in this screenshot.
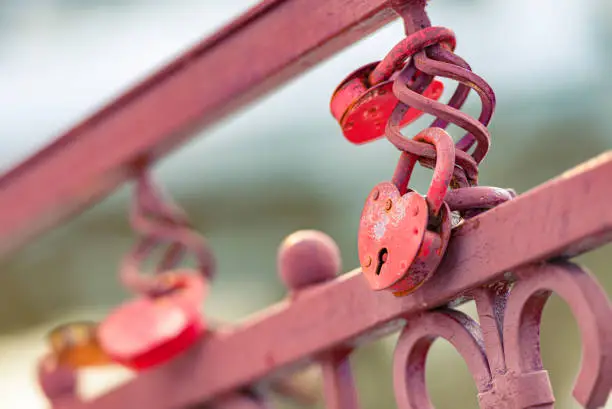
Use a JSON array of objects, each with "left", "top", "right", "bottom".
[{"left": 1, "top": 0, "right": 611, "bottom": 408}]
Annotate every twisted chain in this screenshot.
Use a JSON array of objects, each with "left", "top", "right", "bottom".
[
  {"left": 381, "top": 26, "right": 513, "bottom": 219},
  {"left": 120, "top": 169, "right": 215, "bottom": 296}
]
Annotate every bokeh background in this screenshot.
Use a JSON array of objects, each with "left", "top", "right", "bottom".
[{"left": 1, "top": 0, "right": 612, "bottom": 408}]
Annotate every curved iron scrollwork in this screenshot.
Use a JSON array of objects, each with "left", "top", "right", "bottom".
[{"left": 393, "top": 262, "right": 612, "bottom": 409}]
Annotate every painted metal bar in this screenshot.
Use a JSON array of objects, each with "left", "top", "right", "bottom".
[
  {"left": 67, "top": 152, "right": 612, "bottom": 409},
  {"left": 0, "top": 0, "right": 404, "bottom": 257}
]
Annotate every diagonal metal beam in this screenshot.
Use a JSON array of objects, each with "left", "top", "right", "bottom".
[
  {"left": 68, "top": 152, "right": 612, "bottom": 409},
  {"left": 0, "top": 0, "right": 408, "bottom": 257}
]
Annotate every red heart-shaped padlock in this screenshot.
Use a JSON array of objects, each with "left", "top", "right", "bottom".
[
  {"left": 98, "top": 272, "right": 205, "bottom": 371},
  {"left": 358, "top": 127, "right": 455, "bottom": 296},
  {"left": 358, "top": 182, "right": 431, "bottom": 292}
]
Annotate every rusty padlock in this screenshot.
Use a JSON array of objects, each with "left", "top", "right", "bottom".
[
  {"left": 357, "top": 127, "right": 454, "bottom": 296},
  {"left": 330, "top": 26, "right": 456, "bottom": 144},
  {"left": 98, "top": 270, "right": 207, "bottom": 371}
]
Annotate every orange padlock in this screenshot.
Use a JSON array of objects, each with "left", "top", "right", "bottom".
[{"left": 46, "top": 321, "right": 111, "bottom": 368}]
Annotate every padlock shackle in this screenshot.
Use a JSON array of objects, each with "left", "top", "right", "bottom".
[
  {"left": 391, "top": 128, "right": 455, "bottom": 216},
  {"left": 369, "top": 26, "right": 456, "bottom": 86}
]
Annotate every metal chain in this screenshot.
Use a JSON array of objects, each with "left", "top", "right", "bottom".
[
  {"left": 379, "top": 25, "right": 513, "bottom": 220},
  {"left": 120, "top": 169, "right": 216, "bottom": 296}
]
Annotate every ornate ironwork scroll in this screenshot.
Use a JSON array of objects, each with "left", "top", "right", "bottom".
[{"left": 393, "top": 262, "right": 612, "bottom": 409}]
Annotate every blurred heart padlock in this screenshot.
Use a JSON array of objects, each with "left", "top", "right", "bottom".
[
  {"left": 98, "top": 269, "right": 207, "bottom": 370},
  {"left": 357, "top": 127, "right": 454, "bottom": 296}
]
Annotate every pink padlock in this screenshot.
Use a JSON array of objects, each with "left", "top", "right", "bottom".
[
  {"left": 98, "top": 270, "right": 206, "bottom": 370},
  {"left": 357, "top": 127, "right": 454, "bottom": 296}
]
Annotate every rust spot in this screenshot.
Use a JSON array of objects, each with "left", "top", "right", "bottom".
[
  {"left": 456, "top": 218, "right": 480, "bottom": 235},
  {"left": 392, "top": 289, "right": 411, "bottom": 297},
  {"left": 472, "top": 218, "right": 481, "bottom": 230},
  {"left": 385, "top": 199, "right": 393, "bottom": 211}
]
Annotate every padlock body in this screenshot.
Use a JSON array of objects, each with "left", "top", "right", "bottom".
[
  {"left": 358, "top": 182, "right": 429, "bottom": 290},
  {"left": 98, "top": 273, "right": 205, "bottom": 371},
  {"left": 330, "top": 62, "right": 444, "bottom": 144},
  {"left": 358, "top": 182, "right": 452, "bottom": 294}
]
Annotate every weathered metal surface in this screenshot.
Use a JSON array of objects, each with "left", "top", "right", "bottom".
[
  {"left": 36, "top": 152, "right": 612, "bottom": 409},
  {"left": 0, "top": 0, "right": 413, "bottom": 257}
]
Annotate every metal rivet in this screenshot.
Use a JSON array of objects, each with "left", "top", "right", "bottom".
[
  {"left": 385, "top": 199, "right": 392, "bottom": 211},
  {"left": 372, "top": 190, "right": 379, "bottom": 200},
  {"left": 364, "top": 256, "right": 372, "bottom": 267}
]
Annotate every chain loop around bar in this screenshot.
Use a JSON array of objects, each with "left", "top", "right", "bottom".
[{"left": 387, "top": 50, "right": 493, "bottom": 166}]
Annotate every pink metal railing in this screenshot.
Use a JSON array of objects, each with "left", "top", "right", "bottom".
[
  {"left": 37, "top": 153, "right": 612, "bottom": 409},
  {"left": 1, "top": 0, "right": 610, "bottom": 408}
]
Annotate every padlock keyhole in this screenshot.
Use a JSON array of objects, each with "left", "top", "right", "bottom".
[{"left": 375, "top": 248, "right": 388, "bottom": 276}]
